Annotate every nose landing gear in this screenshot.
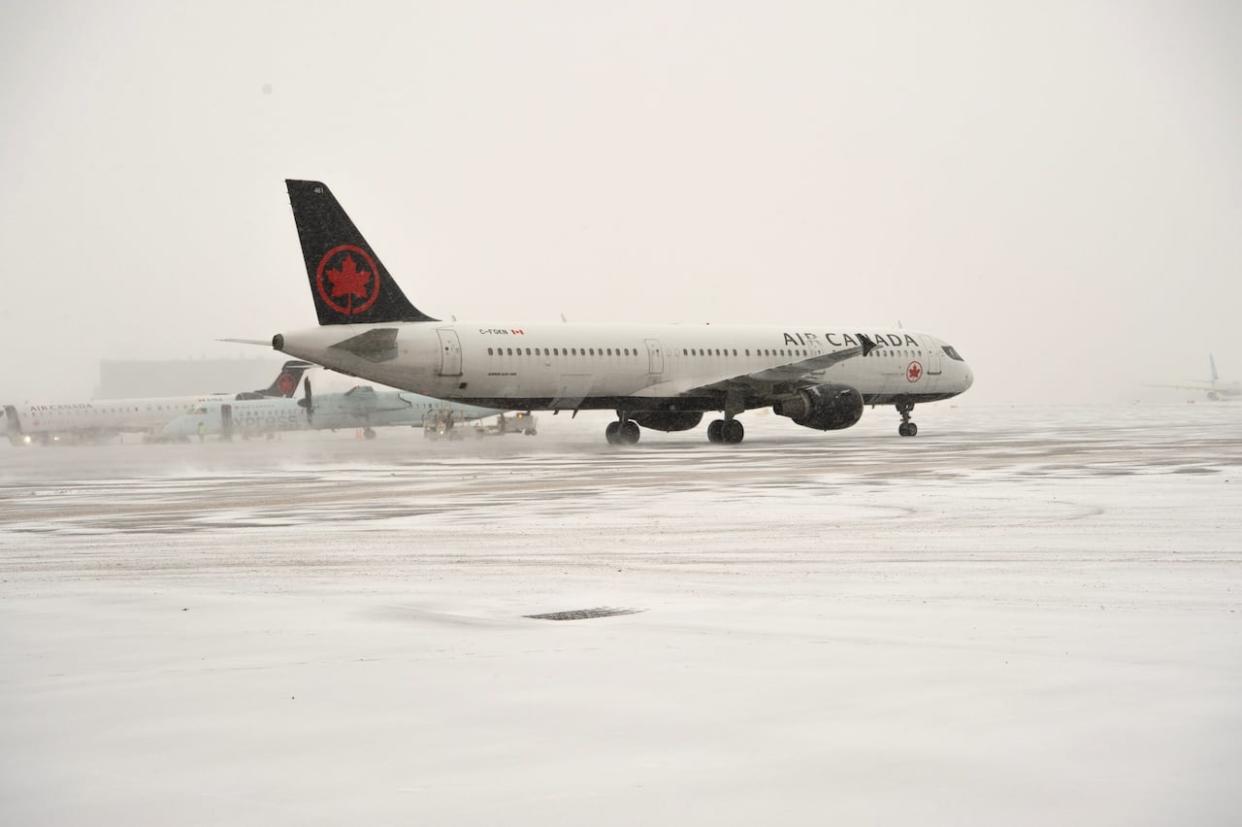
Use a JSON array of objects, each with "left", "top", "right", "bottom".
[{"left": 896, "top": 401, "right": 918, "bottom": 437}]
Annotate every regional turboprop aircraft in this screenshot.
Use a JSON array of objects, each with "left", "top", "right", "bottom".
[
  {"left": 160, "top": 378, "right": 509, "bottom": 441},
  {"left": 269, "top": 180, "right": 973, "bottom": 445},
  {"left": 3, "top": 361, "right": 311, "bottom": 445}
]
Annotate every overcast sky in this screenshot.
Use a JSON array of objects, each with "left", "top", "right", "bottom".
[{"left": 1, "top": 0, "right": 1239, "bottom": 403}]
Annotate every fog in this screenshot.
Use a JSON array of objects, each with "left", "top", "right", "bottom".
[{"left": 1, "top": 1, "right": 1239, "bottom": 404}]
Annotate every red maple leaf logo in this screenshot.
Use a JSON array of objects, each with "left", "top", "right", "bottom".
[
  {"left": 906, "top": 361, "right": 923, "bottom": 382},
  {"left": 326, "top": 254, "right": 371, "bottom": 301},
  {"left": 315, "top": 245, "right": 382, "bottom": 316}
]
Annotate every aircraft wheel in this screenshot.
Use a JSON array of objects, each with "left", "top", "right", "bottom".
[
  {"left": 619, "top": 420, "right": 640, "bottom": 445},
  {"left": 898, "top": 422, "right": 918, "bottom": 437},
  {"left": 605, "top": 421, "right": 621, "bottom": 445},
  {"left": 722, "top": 419, "right": 745, "bottom": 444},
  {"left": 707, "top": 419, "right": 725, "bottom": 443}
]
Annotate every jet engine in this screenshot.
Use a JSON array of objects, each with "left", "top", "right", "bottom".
[
  {"left": 630, "top": 411, "right": 704, "bottom": 432},
  {"left": 773, "top": 384, "right": 863, "bottom": 431}
]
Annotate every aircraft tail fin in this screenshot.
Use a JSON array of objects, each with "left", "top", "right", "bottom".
[
  {"left": 1210, "top": 354, "right": 1219, "bottom": 385},
  {"left": 260, "top": 360, "right": 313, "bottom": 398},
  {"left": 285, "top": 180, "right": 437, "bottom": 326},
  {"left": 3, "top": 405, "right": 22, "bottom": 444}
]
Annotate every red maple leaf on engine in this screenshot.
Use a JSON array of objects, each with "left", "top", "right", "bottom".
[{"left": 326, "top": 254, "right": 371, "bottom": 301}]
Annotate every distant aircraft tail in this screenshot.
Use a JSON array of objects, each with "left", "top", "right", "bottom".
[
  {"left": 1210, "top": 354, "right": 1219, "bottom": 385},
  {"left": 285, "top": 180, "right": 437, "bottom": 326},
  {"left": 3, "top": 404, "right": 22, "bottom": 445},
  {"left": 256, "top": 360, "right": 312, "bottom": 398}
]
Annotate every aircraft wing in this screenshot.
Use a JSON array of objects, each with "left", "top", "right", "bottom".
[
  {"left": 641, "top": 334, "right": 877, "bottom": 399},
  {"left": 1146, "top": 383, "right": 1215, "bottom": 392}
]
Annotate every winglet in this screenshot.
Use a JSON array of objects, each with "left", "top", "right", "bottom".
[{"left": 857, "top": 334, "right": 876, "bottom": 357}]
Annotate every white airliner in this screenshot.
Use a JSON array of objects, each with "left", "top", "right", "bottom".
[
  {"left": 1153, "top": 354, "right": 1240, "bottom": 401},
  {"left": 3, "top": 362, "right": 310, "bottom": 446},
  {"left": 268, "top": 180, "right": 973, "bottom": 445},
  {"left": 160, "top": 381, "right": 507, "bottom": 440}
]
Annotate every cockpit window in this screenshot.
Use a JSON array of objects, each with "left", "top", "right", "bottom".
[{"left": 942, "top": 345, "right": 964, "bottom": 361}]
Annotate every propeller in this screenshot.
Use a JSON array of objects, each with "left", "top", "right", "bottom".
[{"left": 297, "top": 377, "right": 314, "bottom": 423}]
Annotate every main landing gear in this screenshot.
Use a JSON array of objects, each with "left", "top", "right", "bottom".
[
  {"left": 605, "top": 418, "right": 640, "bottom": 446},
  {"left": 707, "top": 417, "right": 744, "bottom": 444},
  {"left": 896, "top": 401, "right": 918, "bottom": 437}
]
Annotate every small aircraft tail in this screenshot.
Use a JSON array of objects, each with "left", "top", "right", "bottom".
[
  {"left": 285, "top": 180, "right": 437, "bottom": 326},
  {"left": 234, "top": 361, "right": 312, "bottom": 400},
  {"left": 260, "top": 360, "right": 313, "bottom": 398},
  {"left": 3, "top": 405, "right": 23, "bottom": 445},
  {"left": 1210, "top": 354, "right": 1219, "bottom": 385}
]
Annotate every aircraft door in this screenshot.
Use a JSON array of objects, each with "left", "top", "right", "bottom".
[
  {"left": 220, "top": 404, "right": 233, "bottom": 440},
  {"left": 436, "top": 329, "right": 463, "bottom": 377},
  {"left": 926, "top": 344, "right": 944, "bottom": 377},
  {"left": 645, "top": 339, "right": 664, "bottom": 376}
]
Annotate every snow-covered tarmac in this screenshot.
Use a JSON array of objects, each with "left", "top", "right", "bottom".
[{"left": 2, "top": 403, "right": 1240, "bottom": 825}]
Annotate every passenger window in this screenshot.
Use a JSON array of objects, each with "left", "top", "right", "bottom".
[{"left": 487, "top": 347, "right": 493, "bottom": 355}]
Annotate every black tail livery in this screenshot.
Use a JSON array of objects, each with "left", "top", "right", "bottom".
[
  {"left": 285, "top": 180, "right": 437, "bottom": 326},
  {"left": 3, "top": 405, "right": 22, "bottom": 443},
  {"left": 235, "top": 360, "right": 312, "bottom": 400},
  {"left": 261, "top": 360, "right": 313, "bottom": 398}
]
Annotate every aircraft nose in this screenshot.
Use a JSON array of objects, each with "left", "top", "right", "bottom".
[{"left": 963, "top": 365, "right": 974, "bottom": 390}]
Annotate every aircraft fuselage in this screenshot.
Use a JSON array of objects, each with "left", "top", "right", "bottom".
[{"left": 275, "top": 321, "right": 974, "bottom": 413}]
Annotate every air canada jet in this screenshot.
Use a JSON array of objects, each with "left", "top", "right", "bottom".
[
  {"left": 269, "top": 180, "right": 973, "bottom": 445},
  {"left": 3, "top": 361, "right": 311, "bottom": 446}
]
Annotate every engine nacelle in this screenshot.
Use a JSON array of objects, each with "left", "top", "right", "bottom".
[
  {"left": 773, "top": 384, "right": 864, "bottom": 431},
  {"left": 630, "top": 411, "right": 704, "bottom": 432}
]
